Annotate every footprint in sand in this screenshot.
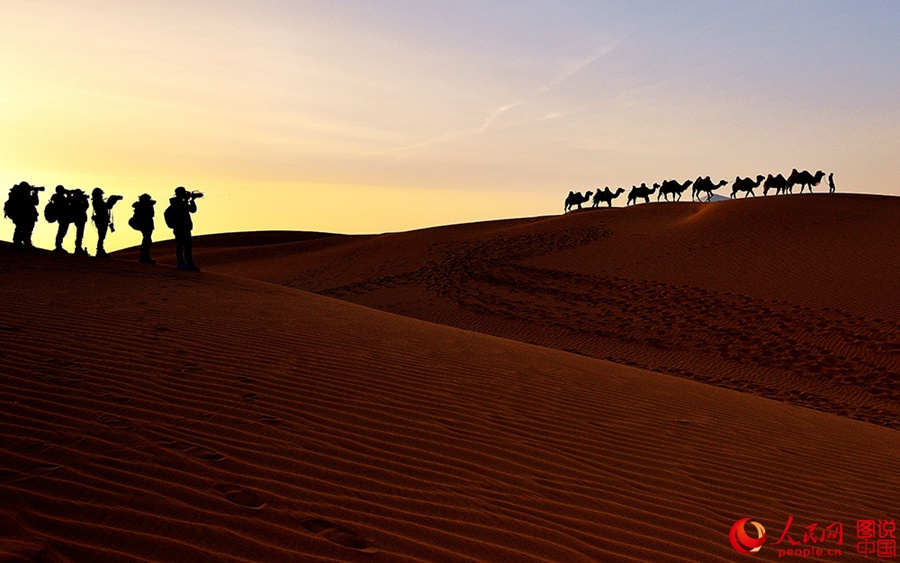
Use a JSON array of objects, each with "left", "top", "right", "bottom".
[
  {"left": 157, "top": 439, "right": 226, "bottom": 462},
  {"left": 213, "top": 483, "right": 267, "bottom": 509},
  {"left": 0, "top": 463, "right": 61, "bottom": 483},
  {"left": 301, "top": 518, "right": 376, "bottom": 552},
  {"left": 259, "top": 415, "right": 282, "bottom": 425},
  {"left": 98, "top": 392, "right": 131, "bottom": 404},
  {"left": 98, "top": 414, "right": 136, "bottom": 431}
]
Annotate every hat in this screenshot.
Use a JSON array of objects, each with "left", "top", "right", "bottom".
[
  {"left": 174, "top": 186, "right": 187, "bottom": 196},
  {"left": 92, "top": 187, "right": 104, "bottom": 197},
  {"left": 139, "top": 193, "right": 152, "bottom": 201}
]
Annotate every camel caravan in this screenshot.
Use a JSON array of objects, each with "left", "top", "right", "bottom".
[{"left": 563, "top": 169, "right": 834, "bottom": 212}]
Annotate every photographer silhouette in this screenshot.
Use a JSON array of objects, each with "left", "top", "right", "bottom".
[
  {"left": 165, "top": 186, "right": 201, "bottom": 271},
  {"left": 68, "top": 189, "right": 90, "bottom": 255},
  {"left": 129, "top": 193, "right": 157, "bottom": 264},
  {"left": 91, "top": 187, "right": 123, "bottom": 258},
  {"left": 4, "top": 181, "right": 42, "bottom": 248},
  {"left": 48, "top": 185, "right": 74, "bottom": 252}
]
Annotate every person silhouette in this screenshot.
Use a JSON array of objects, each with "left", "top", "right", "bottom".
[
  {"left": 68, "top": 189, "right": 90, "bottom": 255},
  {"left": 3, "top": 182, "right": 42, "bottom": 248},
  {"left": 90, "top": 187, "right": 123, "bottom": 258},
  {"left": 166, "top": 186, "right": 201, "bottom": 271},
  {"left": 828, "top": 172, "right": 836, "bottom": 194},
  {"left": 49, "top": 185, "right": 73, "bottom": 252},
  {"left": 130, "top": 193, "right": 156, "bottom": 264}
]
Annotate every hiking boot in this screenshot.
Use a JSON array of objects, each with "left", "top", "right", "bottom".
[
  {"left": 74, "top": 247, "right": 89, "bottom": 255},
  {"left": 53, "top": 247, "right": 68, "bottom": 253},
  {"left": 96, "top": 250, "right": 109, "bottom": 258}
]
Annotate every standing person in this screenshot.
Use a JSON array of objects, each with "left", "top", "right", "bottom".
[
  {"left": 69, "top": 189, "right": 90, "bottom": 255},
  {"left": 828, "top": 172, "right": 836, "bottom": 194},
  {"left": 129, "top": 193, "right": 156, "bottom": 264},
  {"left": 49, "top": 185, "right": 72, "bottom": 252},
  {"left": 3, "top": 181, "right": 42, "bottom": 248},
  {"left": 90, "top": 187, "right": 122, "bottom": 258},
  {"left": 165, "top": 186, "right": 202, "bottom": 271}
]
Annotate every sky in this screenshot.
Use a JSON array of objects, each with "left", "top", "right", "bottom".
[{"left": 2, "top": 0, "right": 898, "bottom": 252}]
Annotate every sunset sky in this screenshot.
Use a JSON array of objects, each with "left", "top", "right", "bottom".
[{"left": 2, "top": 1, "right": 898, "bottom": 251}]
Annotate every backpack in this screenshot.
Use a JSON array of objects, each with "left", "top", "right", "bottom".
[
  {"left": 164, "top": 203, "right": 176, "bottom": 229},
  {"left": 128, "top": 215, "right": 141, "bottom": 231},
  {"left": 44, "top": 201, "right": 58, "bottom": 223},
  {"left": 4, "top": 197, "right": 13, "bottom": 219}
]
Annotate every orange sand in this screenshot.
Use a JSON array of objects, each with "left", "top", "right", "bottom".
[
  {"left": 130, "top": 194, "right": 899, "bottom": 428},
  {"left": 1, "top": 193, "right": 896, "bottom": 561}
]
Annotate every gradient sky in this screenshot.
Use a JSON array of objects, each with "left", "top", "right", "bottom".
[{"left": 3, "top": 0, "right": 898, "bottom": 251}]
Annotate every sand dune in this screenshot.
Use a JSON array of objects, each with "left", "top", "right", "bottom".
[
  {"left": 2, "top": 246, "right": 898, "bottom": 561},
  {"left": 119, "top": 194, "right": 900, "bottom": 429}
]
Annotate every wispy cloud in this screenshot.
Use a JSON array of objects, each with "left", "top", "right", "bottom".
[
  {"left": 373, "top": 43, "right": 619, "bottom": 156},
  {"left": 475, "top": 100, "right": 526, "bottom": 134}
]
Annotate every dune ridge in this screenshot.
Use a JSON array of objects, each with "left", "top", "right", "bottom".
[
  {"left": 2, "top": 248, "right": 898, "bottom": 561},
  {"left": 123, "top": 194, "right": 900, "bottom": 428}
]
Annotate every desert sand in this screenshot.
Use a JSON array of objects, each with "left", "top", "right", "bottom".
[
  {"left": 127, "top": 193, "right": 900, "bottom": 429},
  {"left": 1, "top": 193, "right": 897, "bottom": 561}
]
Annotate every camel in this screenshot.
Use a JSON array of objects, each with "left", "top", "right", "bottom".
[
  {"left": 692, "top": 177, "right": 728, "bottom": 202},
  {"left": 592, "top": 187, "right": 625, "bottom": 208},
  {"left": 731, "top": 175, "right": 765, "bottom": 198},
  {"left": 784, "top": 168, "right": 804, "bottom": 194},
  {"left": 657, "top": 179, "right": 693, "bottom": 202},
  {"left": 763, "top": 173, "right": 788, "bottom": 196},
  {"left": 627, "top": 183, "right": 655, "bottom": 206},
  {"left": 564, "top": 190, "right": 593, "bottom": 212},
  {"left": 793, "top": 170, "right": 826, "bottom": 193}
]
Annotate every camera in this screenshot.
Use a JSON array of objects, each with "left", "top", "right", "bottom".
[
  {"left": 110, "top": 194, "right": 123, "bottom": 202},
  {"left": 190, "top": 191, "right": 204, "bottom": 199},
  {"left": 32, "top": 186, "right": 45, "bottom": 192}
]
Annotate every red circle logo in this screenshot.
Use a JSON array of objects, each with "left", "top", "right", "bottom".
[{"left": 730, "top": 518, "right": 767, "bottom": 554}]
